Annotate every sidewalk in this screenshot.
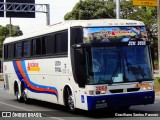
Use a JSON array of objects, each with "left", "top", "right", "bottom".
[{"left": 155, "top": 91, "right": 160, "bottom": 96}]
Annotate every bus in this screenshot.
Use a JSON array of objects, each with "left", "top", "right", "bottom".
[{"left": 3, "top": 19, "right": 155, "bottom": 111}]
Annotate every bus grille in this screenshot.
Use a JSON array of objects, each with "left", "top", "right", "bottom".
[
  {"left": 127, "top": 88, "right": 140, "bottom": 92},
  {"left": 109, "top": 88, "right": 140, "bottom": 93},
  {"left": 109, "top": 89, "right": 123, "bottom": 93}
]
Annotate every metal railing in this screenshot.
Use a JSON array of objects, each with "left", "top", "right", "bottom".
[{"left": 0, "top": 2, "right": 50, "bottom": 25}]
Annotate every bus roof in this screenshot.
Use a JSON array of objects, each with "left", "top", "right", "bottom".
[{"left": 4, "top": 19, "right": 145, "bottom": 44}]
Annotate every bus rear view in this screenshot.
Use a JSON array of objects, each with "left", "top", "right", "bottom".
[{"left": 71, "top": 25, "right": 154, "bottom": 110}]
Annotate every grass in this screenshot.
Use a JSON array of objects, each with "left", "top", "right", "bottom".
[{"left": 154, "top": 78, "right": 160, "bottom": 95}]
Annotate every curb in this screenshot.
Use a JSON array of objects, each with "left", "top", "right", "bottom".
[{"left": 155, "top": 96, "right": 160, "bottom": 99}]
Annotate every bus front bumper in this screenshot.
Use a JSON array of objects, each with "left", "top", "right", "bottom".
[{"left": 87, "top": 91, "right": 155, "bottom": 110}]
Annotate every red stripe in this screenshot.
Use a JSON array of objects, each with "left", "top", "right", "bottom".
[{"left": 16, "top": 61, "right": 57, "bottom": 95}]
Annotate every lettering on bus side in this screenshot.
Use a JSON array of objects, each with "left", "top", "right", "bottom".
[
  {"left": 55, "top": 61, "right": 61, "bottom": 66},
  {"left": 27, "top": 62, "right": 40, "bottom": 72},
  {"left": 62, "top": 63, "right": 69, "bottom": 74},
  {"left": 55, "top": 61, "right": 62, "bottom": 72}
]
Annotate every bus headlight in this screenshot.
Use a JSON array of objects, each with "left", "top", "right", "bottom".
[
  {"left": 95, "top": 90, "right": 106, "bottom": 95},
  {"left": 142, "top": 86, "right": 152, "bottom": 90}
]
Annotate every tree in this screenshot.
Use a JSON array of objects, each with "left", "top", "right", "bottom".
[
  {"left": 0, "top": 24, "right": 23, "bottom": 58},
  {"left": 64, "top": 0, "right": 116, "bottom": 20}
]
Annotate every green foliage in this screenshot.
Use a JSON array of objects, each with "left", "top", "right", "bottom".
[
  {"left": 154, "top": 77, "right": 160, "bottom": 92},
  {"left": 64, "top": 0, "right": 116, "bottom": 20},
  {"left": 0, "top": 24, "right": 23, "bottom": 58}
]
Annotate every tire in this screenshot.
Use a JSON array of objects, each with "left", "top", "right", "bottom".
[
  {"left": 66, "top": 88, "right": 76, "bottom": 112},
  {"left": 16, "top": 90, "right": 23, "bottom": 102},
  {"left": 22, "top": 88, "right": 30, "bottom": 104}
]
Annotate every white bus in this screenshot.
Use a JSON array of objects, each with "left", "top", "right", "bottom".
[{"left": 3, "top": 19, "right": 155, "bottom": 111}]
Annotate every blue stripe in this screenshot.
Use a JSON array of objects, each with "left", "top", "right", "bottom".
[
  {"left": 13, "top": 61, "right": 58, "bottom": 98},
  {"left": 13, "top": 61, "right": 23, "bottom": 82},
  {"left": 21, "top": 60, "right": 58, "bottom": 92}
]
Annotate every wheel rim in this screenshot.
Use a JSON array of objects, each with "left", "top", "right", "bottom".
[
  {"left": 16, "top": 92, "right": 20, "bottom": 100},
  {"left": 68, "top": 95, "right": 74, "bottom": 111},
  {"left": 23, "top": 89, "right": 27, "bottom": 102}
]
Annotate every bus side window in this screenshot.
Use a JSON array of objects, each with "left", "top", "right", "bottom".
[
  {"left": 4, "top": 45, "right": 8, "bottom": 60},
  {"left": 55, "top": 30, "right": 68, "bottom": 55},
  {"left": 23, "top": 41, "right": 31, "bottom": 57},
  {"left": 42, "top": 34, "right": 55, "bottom": 55},
  {"left": 14, "top": 42, "right": 22, "bottom": 58},
  {"left": 7, "top": 44, "right": 14, "bottom": 59},
  {"left": 32, "top": 38, "right": 42, "bottom": 56}
]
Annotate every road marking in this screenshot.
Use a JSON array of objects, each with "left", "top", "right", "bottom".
[
  {"left": 0, "top": 101, "right": 66, "bottom": 120},
  {"left": 0, "top": 101, "right": 31, "bottom": 111},
  {"left": 50, "top": 117, "right": 66, "bottom": 120}
]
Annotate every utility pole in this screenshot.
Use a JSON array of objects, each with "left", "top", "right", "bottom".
[
  {"left": 46, "top": 4, "right": 50, "bottom": 25},
  {"left": 116, "top": 0, "right": 120, "bottom": 19},
  {"left": 9, "top": 17, "right": 12, "bottom": 37}
]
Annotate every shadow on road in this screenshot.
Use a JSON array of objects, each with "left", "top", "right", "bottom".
[{"left": 12, "top": 98, "right": 157, "bottom": 118}]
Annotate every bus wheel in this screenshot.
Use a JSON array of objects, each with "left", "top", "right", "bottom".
[
  {"left": 66, "top": 88, "right": 75, "bottom": 112},
  {"left": 22, "top": 88, "right": 30, "bottom": 104},
  {"left": 16, "top": 89, "right": 23, "bottom": 102}
]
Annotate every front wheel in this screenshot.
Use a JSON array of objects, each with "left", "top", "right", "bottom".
[
  {"left": 67, "top": 95, "right": 75, "bottom": 112},
  {"left": 65, "top": 88, "right": 76, "bottom": 112}
]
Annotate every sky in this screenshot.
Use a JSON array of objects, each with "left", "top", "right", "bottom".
[{"left": 0, "top": 0, "right": 79, "bottom": 34}]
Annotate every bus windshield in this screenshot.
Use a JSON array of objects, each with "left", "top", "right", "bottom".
[{"left": 85, "top": 45, "right": 152, "bottom": 84}]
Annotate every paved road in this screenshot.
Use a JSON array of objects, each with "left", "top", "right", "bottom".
[{"left": 0, "top": 81, "right": 160, "bottom": 120}]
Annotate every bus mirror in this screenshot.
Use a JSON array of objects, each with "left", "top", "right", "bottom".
[{"left": 74, "top": 48, "right": 86, "bottom": 88}]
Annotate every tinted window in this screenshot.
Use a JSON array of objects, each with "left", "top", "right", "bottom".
[
  {"left": 55, "top": 31, "right": 68, "bottom": 54},
  {"left": 4, "top": 45, "right": 8, "bottom": 59},
  {"left": 32, "top": 38, "right": 42, "bottom": 56},
  {"left": 7, "top": 44, "right": 14, "bottom": 59},
  {"left": 42, "top": 34, "right": 55, "bottom": 55},
  {"left": 23, "top": 41, "right": 31, "bottom": 57},
  {"left": 15, "top": 42, "right": 22, "bottom": 58}
]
